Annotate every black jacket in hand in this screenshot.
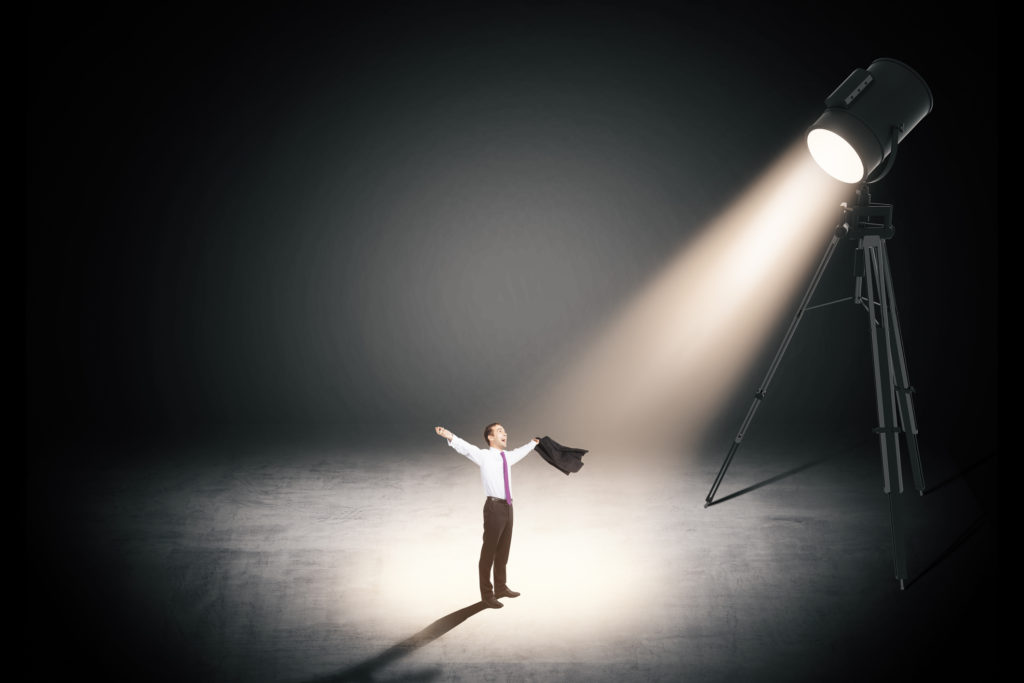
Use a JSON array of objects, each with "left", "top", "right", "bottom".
[{"left": 535, "top": 436, "right": 587, "bottom": 475}]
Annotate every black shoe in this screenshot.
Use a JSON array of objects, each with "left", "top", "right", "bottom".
[
  {"left": 495, "top": 588, "right": 520, "bottom": 598},
  {"left": 482, "top": 595, "right": 504, "bottom": 608}
]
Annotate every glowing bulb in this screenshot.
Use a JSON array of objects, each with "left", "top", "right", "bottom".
[{"left": 807, "top": 128, "right": 864, "bottom": 183}]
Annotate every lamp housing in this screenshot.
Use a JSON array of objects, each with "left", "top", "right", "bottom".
[{"left": 807, "top": 58, "right": 933, "bottom": 183}]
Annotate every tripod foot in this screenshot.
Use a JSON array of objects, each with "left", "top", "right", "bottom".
[
  {"left": 899, "top": 579, "right": 906, "bottom": 591},
  {"left": 703, "top": 501, "right": 710, "bottom": 508}
]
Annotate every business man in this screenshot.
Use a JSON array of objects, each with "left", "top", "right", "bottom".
[{"left": 435, "top": 423, "right": 538, "bottom": 609}]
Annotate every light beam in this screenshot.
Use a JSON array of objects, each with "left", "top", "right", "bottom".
[{"left": 522, "top": 140, "right": 849, "bottom": 453}]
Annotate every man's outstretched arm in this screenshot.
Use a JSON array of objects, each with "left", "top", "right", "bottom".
[
  {"left": 506, "top": 437, "right": 539, "bottom": 466},
  {"left": 435, "top": 426, "right": 483, "bottom": 465}
]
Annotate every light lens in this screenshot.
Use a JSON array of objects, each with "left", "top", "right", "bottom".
[{"left": 806, "top": 128, "right": 864, "bottom": 183}]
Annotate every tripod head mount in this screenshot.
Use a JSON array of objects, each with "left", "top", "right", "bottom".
[{"left": 838, "top": 182, "right": 894, "bottom": 241}]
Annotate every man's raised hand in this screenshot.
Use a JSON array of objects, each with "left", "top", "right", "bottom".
[{"left": 435, "top": 426, "right": 453, "bottom": 440}]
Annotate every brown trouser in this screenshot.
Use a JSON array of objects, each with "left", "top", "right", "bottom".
[{"left": 479, "top": 496, "right": 513, "bottom": 598}]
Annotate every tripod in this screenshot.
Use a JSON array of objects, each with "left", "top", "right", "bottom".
[{"left": 703, "top": 184, "right": 926, "bottom": 589}]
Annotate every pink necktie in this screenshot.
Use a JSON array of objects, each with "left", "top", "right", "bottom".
[{"left": 501, "top": 451, "right": 512, "bottom": 504}]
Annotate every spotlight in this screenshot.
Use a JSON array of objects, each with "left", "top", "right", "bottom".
[
  {"left": 806, "top": 58, "right": 933, "bottom": 183},
  {"left": 705, "top": 59, "right": 933, "bottom": 590}
]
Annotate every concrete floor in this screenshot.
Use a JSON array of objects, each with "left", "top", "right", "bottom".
[{"left": 26, "top": 430, "right": 997, "bottom": 682}]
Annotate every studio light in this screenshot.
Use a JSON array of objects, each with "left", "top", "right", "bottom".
[
  {"left": 706, "top": 59, "right": 933, "bottom": 590},
  {"left": 806, "top": 58, "right": 933, "bottom": 183}
]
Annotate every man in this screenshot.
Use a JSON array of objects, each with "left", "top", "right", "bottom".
[{"left": 434, "top": 423, "right": 538, "bottom": 609}]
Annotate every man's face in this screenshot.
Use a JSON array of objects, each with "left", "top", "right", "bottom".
[{"left": 489, "top": 424, "right": 508, "bottom": 449}]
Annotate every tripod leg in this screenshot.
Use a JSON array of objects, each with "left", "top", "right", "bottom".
[
  {"left": 862, "top": 237, "right": 908, "bottom": 586},
  {"left": 706, "top": 439, "right": 744, "bottom": 508},
  {"left": 887, "top": 488, "right": 908, "bottom": 591},
  {"left": 880, "top": 241, "right": 926, "bottom": 493},
  {"left": 705, "top": 227, "right": 844, "bottom": 506}
]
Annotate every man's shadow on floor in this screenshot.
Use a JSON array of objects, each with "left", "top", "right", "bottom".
[{"left": 308, "top": 601, "right": 488, "bottom": 682}]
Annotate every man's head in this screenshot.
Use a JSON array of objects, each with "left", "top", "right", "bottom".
[{"left": 485, "top": 422, "right": 507, "bottom": 449}]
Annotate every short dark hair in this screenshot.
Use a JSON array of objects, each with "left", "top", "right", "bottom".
[{"left": 484, "top": 422, "right": 502, "bottom": 443}]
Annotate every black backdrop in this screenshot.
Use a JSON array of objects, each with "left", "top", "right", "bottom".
[{"left": 27, "top": 2, "right": 997, "bottom": 456}]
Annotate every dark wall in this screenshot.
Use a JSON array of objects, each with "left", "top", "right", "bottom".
[{"left": 26, "top": 2, "right": 998, "bottom": 451}]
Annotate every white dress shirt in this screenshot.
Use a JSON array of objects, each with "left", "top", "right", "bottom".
[{"left": 448, "top": 435, "right": 535, "bottom": 501}]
